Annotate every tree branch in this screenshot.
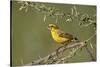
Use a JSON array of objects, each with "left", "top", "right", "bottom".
[
  {"left": 24, "top": 41, "right": 86, "bottom": 65},
  {"left": 24, "top": 33, "right": 96, "bottom": 66}
]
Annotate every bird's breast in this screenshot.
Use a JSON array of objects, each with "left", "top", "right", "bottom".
[{"left": 51, "top": 31, "right": 68, "bottom": 44}]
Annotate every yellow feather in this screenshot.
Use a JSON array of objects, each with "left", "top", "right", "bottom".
[{"left": 51, "top": 29, "right": 68, "bottom": 44}]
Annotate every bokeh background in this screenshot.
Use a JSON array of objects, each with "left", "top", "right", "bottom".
[{"left": 11, "top": 1, "right": 96, "bottom": 66}]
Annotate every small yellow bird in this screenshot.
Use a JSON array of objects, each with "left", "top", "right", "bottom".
[{"left": 48, "top": 23, "right": 77, "bottom": 45}]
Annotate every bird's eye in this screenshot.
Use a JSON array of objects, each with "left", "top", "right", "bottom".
[
  {"left": 49, "top": 25, "right": 54, "bottom": 27},
  {"left": 51, "top": 25, "right": 54, "bottom": 27}
]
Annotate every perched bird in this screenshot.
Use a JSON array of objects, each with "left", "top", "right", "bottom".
[{"left": 48, "top": 23, "right": 77, "bottom": 45}]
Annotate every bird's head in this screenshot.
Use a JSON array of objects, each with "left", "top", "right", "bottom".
[{"left": 48, "top": 23, "right": 59, "bottom": 31}]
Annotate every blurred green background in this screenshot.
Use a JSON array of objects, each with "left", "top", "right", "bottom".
[{"left": 12, "top": 1, "right": 96, "bottom": 66}]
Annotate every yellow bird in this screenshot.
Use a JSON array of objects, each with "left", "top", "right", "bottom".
[{"left": 48, "top": 23, "right": 77, "bottom": 45}]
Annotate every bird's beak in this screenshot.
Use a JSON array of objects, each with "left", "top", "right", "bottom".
[{"left": 47, "top": 26, "right": 51, "bottom": 30}]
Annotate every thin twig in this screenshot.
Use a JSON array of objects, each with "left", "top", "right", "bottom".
[
  {"left": 85, "top": 33, "right": 96, "bottom": 42},
  {"left": 21, "top": 59, "right": 24, "bottom": 65},
  {"left": 83, "top": 33, "right": 96, "bottom": 61},
  {"left": 84, "top": 46, "right": 95, "bottom": 61}
]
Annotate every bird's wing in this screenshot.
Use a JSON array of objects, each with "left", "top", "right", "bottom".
[{"left": 57, "top": 30, "right": 73, "bottom": 39}]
